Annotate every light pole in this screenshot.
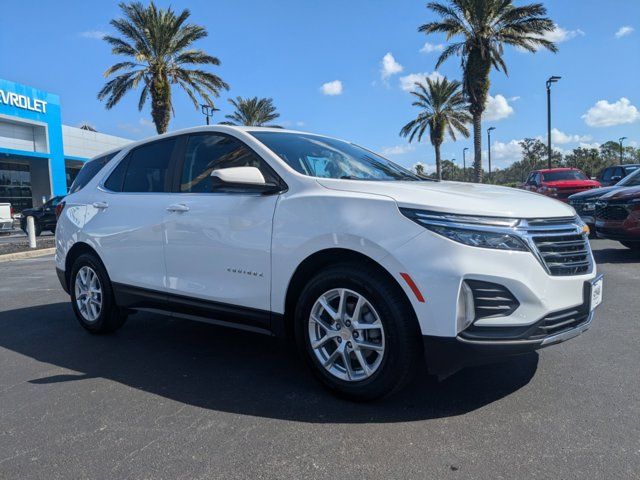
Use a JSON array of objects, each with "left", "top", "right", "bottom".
[
  {"left": 200, "top": 104, "right": 219, "bottom": 125},
  {"left": 463, "top": 147, "right": 469, "bottom": 182},
  {"left": 487, "top": 127, "right": 496, "bottom": 180},
  {"left": 546, "top": 75, "right": 561, "bottom": 169},
  {"left": 619, "top": 137, "right": 627, "bottom": 165}
]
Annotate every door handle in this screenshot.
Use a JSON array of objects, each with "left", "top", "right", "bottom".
[
  {"left": 166, "top": 204, "right": 190, "bottom": 213},
  {"left": 92, "top": 202, "right": 109, "bottom": 209}
]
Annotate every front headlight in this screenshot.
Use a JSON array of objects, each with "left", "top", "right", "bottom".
[{"left": 400, "top": 208, "right": 528, "bottom": 251}]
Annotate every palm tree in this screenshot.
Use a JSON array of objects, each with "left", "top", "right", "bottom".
[
  {"left": 98, "top": 1, "right": 229, "bottom": 134},
  {"left": 221, "top": 96, "right": 281, "bottom": 127},
  {"left": 400, "top": 77, "right": 471, "bottom": 180},
  {"left": 419, "top": 0, "right": 558, "bottom": 182}
]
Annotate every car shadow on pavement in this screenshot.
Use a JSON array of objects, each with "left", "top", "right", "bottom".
[
  {"left": 0, "top": 302, "right": 538, "bottom": 423},
  {"left": 592, "top": 246, "right": 640, "bottom": 264}
]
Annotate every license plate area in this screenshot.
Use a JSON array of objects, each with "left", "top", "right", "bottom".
[{"left": 590, "top": 275, "right": 603, "bottom": 311}]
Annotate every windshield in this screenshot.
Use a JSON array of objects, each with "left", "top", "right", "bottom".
[
  {"left": 251, "top": 132, "right": 420, "bottom": 181},
  {"left": 542, "top": 170, "right": 588, "bottom": 182},
  {"left": 620, "top": 168, "right": 640, "bottom": 187}
]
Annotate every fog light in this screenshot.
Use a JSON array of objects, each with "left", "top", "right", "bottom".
[{"left": 456, "top": 281, "right": 475, "bottom": 333}]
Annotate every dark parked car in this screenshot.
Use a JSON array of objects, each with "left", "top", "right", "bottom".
[
  {"left": 570, "top": 168, "right": 640, "bottom": 229},
  {"left": 596, "top": 164, "right": 640, "bottom": 187},
  {"left": 20, "top": 196, "right": 65, "bottom": 236},
  {"left": 595, "top": 186, "right": 640, "bottom": 250}
]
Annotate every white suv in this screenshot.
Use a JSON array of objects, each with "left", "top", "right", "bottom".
[{"left": 55, "top": 126, "right": 603, "bottom": 400}]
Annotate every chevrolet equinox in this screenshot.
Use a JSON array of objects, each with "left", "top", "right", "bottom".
[{"left": 55, "top": 126, "right": 603, "bottom": 400}]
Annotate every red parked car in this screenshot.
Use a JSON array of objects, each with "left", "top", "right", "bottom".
[
  {"left": 595, "top": 185, "right": 640, "bottom": 250},
  {"left": 522, "top": 168, "right": 601, "bottom": 202}
]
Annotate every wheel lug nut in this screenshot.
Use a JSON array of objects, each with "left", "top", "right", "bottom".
[
  {"left": 345, "top": 320, "right": 351, "bottom": 327},
  {"left": 353, "top": 331, "right": 359, "bottom": 338},
  {"left": 337, "top": 337, "right": 342, "bottom": 343},
  {"left": 336, "top": 322, "right": 341, "bottom": 330},
  {"left": 347, "top": 341, "right": 352, "bottom": 348}
]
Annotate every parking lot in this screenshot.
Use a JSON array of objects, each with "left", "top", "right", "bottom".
[{"left": 0, "top": 239, "right": 638, "bottom": 479}]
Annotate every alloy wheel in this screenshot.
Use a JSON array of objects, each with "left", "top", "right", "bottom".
[
  {"left": 75, "top": 266, "right": 103, "bottom": 322},
  {"left": 308, "top": 288, "right": 386, "bottom": 382}
]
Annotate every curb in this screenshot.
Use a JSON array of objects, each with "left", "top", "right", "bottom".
[{"left": 0, "top": 247, "right": 55, "bottom": 263}]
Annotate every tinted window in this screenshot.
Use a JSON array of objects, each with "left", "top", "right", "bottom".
[
  {"left": 623, "top": 165, "right": 639, "bottom": 176},
  {"left": 542, "top": 170, "right": 588, "bottom": 182},
  {"left": 68, "top": 151, "right": 120, "bottom": 194},
  {"left": 600, "top": 168, "right": 612, "bottom": 182},
  {"left": 122, "top": 138, "right": 176, "bottom": 193},
  {"left": 104, "top": 153, "right": 129, "bottom": 192},
  {"left": 180, "top": 134, "right": 277, "bottom": 193},
  {"left": 251, "top": 131, "right": 420, "bottom": 181},
  {"left": 620, "top": 169, "right": 640, "bottom": 187}
]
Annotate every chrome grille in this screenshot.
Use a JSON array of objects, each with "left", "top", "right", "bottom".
[{"left": 523, "top": 217, "right": 592, "bottom": 276}]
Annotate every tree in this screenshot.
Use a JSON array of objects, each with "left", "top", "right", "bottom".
[
  {"left": 98, "top": 1, "right": 229, "bottom": 134},
  {"left": 420, "top": 0, "right": 558, "bottom": 182},
  {"left": 414, "top": 163, "right": 426, "bottom": 176},
  {"left": 220, "top": 96, "right": 281, "bottom": 127},
  {"left": 400, "top": 77, "right": 471, "bottom": 180}
]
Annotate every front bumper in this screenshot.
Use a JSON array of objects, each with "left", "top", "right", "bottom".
[{"left": 423, "top": 310, "right": 594, "bottom": 377}]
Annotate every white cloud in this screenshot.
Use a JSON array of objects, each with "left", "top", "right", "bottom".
[
  {"left": 117, "top": 118, "right": 155, "bottom": 136},
  {"left": 420, "top": 42, "right": 444, "bottom": 54},
  {"left": 320, "top": 80, "right": 343, "bottom": 96},
  {"left": 79, "top": 30, "right": 107, "bottom": 39},
  {"left": 543, "top": 24, "right": 585, "bottom": 43},
  {"left": 380, "top": 53, "right": 403, "bottom": 80},
  {"left": 508, "top": 96, "right": 521, "bottom": 102},
  {"left": 615, "top": 26, "right": 634, "bottom": 38},
  {"left": 582, "top": 98, "right": 640, "bottom": 127},
  {"left": 519, "top": 24, "right": 584, "bottom": 51},
  {"left": 551, "top": 128, "right": 591, "bottom": 145},
  {"left": 578, "top": 142, "right": 601, "bottom": 150},
  {"left": 399, "top": 71, "right": 444, "bottom": 92},
  {"left": 488, "top": 140, "right": 524, "bottom": 167},
  {"left": 484, "top": 94, "right": 514, "bottom": 121},
  {"left": 381, "top": 144, "right": 415, "bottom": 156}
]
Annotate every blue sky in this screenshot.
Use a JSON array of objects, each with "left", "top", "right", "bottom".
[{"left": 2, "top": 0, "right": 639, "bottom": 171}]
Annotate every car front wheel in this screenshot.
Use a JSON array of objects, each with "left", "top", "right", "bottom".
[
  {"left": 295, "top": 263, "right": 422, "bottom": 401},
  {"left": 70, "top": 253, "right": 127, "bottom": 334}
]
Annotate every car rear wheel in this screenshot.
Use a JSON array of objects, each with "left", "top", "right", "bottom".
[
  {"left": 620, "top": 241, "right": 640, "bottom": 251},
  {"left": 294, "top": 263, "right": 422, "bottom": 401},
  {"left": 70, "top": 253, "right": 127, "bottom": 334}
]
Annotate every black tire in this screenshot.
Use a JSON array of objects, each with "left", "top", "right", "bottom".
[
  {"left": 294, "top": 263, "right": 422, "bottom": 401},
  {"left": 69, "top": 253, "right": 128, "bottom": 334},
  {"left": 620, "top": 241, "right": 640, "bottom": 251}
]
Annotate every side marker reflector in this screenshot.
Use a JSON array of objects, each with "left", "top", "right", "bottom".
[{"left": 400, "top": 273, "right": 425, "bottom": 303}]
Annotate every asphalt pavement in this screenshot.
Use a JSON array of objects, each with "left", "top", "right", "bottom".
[{"left": 0, "top": 240, "right": 639, "bottom": 479}]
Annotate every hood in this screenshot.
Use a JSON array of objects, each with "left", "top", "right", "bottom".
[
  {"left": 600, "top": 185, "right": 640, "bottom": 202},
  {"left": 569, "top": 186, "right": 615, "bottom": 201},
  {"left": 544, "top": 179, "right": 600, "bottom": 189},
  {"left": 316, "top": 179, "right": 576, "bottom": 218}
]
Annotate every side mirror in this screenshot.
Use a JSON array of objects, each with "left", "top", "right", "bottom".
[{"left": 210, "top": 166, "right": 281, "bottom": 194}]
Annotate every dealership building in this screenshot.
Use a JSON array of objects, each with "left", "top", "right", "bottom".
[{"left": 0, "top": 78, "right": 132, "bottom": 212}]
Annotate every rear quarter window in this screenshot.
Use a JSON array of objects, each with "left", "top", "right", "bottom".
[{"left": 68, "top": 151, "right": 120, "bottom": 194}]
